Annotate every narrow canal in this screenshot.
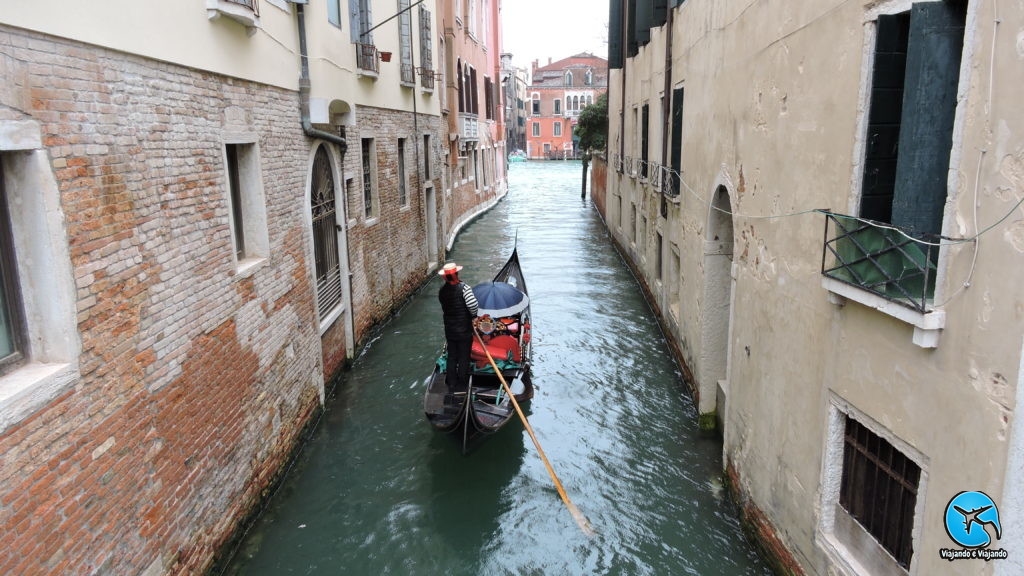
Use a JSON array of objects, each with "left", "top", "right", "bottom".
[{"left": 224, "top": 162, "right": 771, "bottom": 575}]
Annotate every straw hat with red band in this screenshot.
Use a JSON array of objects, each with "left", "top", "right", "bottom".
[{"left": 438, "top": 262, "right": 463, "bottom": 276}]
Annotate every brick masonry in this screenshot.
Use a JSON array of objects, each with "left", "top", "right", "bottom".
[
  {"left": 0, "top": 25, "right": 325, "bottom": 575},
  {"left": 339, "top": 106, "right": 444, "bottom": 345}
]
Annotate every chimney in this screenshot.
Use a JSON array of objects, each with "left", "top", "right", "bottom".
[{"left": 548, "top": 57, "right": 552, "bottom": 65}]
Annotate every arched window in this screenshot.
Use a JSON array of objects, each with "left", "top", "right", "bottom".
[
  {"left": 565, "top": 71, "right": 573, "bottom": 85},
  {"left": 531, "top": 93, "right": 540, "bottom": 115},
  {"left": 573, "top": 95, "right": 580, "bottom": 110},
  {"left": 587, "top": 94, "right": 593, "bottom": 106},
  {"left": 311, "top": 145, "right": 343, "bottom": 318},
  {"left": 585, "top": 69, "right": 593, "bottom": 85}
]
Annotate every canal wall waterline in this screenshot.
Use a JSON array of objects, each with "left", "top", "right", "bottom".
[{"left": 590, "top": 156, "right": 802, "bottom": 576}]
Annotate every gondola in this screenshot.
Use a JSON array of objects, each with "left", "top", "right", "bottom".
[{"left": 423, "top": 248, "right": 533, "bottom": 452}]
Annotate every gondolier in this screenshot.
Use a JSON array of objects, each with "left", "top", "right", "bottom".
[{"left": 438, "top": 262, "right": 478, "bottom": 391}]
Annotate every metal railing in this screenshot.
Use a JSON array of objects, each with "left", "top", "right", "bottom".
[
  {"left": 400, "top": 63, "right": 415, "bottom": 85},
  {"left": 223, "top": 0, "right": 259, "bottom": 16},
  {"left": 419, "top": 68, "right": 435, "bottom": 90},
  {"left": 355, "top": 43, "right": 379, "bottom": 74},
  {"left": 821, "top": 213, "right": 937, "bottom": 312}
]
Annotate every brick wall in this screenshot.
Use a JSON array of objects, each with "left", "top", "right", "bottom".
[
  {"left": 0, "top": 26, "right": 326, "bottom": 575},
  {"left": 341, "top": 106, "right": 443, "bottom": 343}
]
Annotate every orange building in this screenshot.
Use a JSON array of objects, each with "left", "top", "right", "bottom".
[{"left": 526, "top": 53, "right": 608, "bottom": 160}]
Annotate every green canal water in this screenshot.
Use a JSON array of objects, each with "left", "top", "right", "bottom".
[{"left": 224, "top": 161, "right": 771, "bottom": 575}]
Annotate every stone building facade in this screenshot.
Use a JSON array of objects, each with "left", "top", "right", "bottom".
[{"left": 601, "top": 1, "right": 1024, "bottom": 575}]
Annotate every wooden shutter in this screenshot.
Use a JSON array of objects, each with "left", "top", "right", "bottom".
[
  {"left": 890, "top": 2, "right": 966, "bottom": 237},
  {"left": 609, "top": 0, "right": 624, "bottom": 69},
  {"left": 399, "top": 0, "right": 413, "bottom": 83},
  {"left": 348, "top": 0, "right": 361, "bottom": 42}
]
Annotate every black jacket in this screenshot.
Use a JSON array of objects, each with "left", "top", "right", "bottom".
[{"left": 439, "top": 282, "right": 478, "bottom": 339}]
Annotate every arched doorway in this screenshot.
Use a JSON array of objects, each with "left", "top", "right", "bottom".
[{"left": 700, "top": 186, "right": 734, "bottom": 422}]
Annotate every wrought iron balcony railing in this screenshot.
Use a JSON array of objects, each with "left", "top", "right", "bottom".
[
  {"left": 419, "top": 69, "right": 435, "bottom": 90},
  {"left": 355, "top": 43, "right": 379, "bottom": 74},
  {"left": 821, "top": 213, "right": 937, "bottom": 313},
  {"left": 400, "top": 63, "right": 415, "bottom": 85}
]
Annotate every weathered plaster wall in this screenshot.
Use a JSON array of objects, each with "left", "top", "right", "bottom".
[{"left": 605, "top": 1, "right": 1024, "bottom": 574}]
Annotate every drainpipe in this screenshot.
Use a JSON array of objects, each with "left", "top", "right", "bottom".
[
  {"left": 296, "top": 2, "right": 348, "bottom": 152},
  {"left": 295, "top": 2, "right": 356, "bottom": 358}
]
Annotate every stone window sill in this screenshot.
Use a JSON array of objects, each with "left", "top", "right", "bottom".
[
  {"left": 822, "top": 276, "right": 945, "bottom": 348},
  {"left": 206, "top": 0, "right": 261, "bottom": 36},
  {"left": 319, "top": 304, "right": 345, "bottom": 336},
  {"left": 0, "top": 362, "right": 79, "bottom": 434},
  {"left": 236, "top": 256, "right": 267, "bottom": 278}
]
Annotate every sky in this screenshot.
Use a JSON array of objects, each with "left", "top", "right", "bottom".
[{"left": 501, "top": 0, "right": 609, "bottom": 75}]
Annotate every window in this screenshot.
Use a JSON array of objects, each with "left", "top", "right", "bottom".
[
  {"left": 345, "top": 177, "right": 357, "bottom": 226},
  {"left": 656, "top": 232, "right": 663, "bottom": 281},
  {"left": 457, "top": 59, "right": 464, "bottom": 112},
  {"left": 543, "top": 143, "right": 551, "bottom": 155},
  {"left": 630, "top": 203, "right": 637, "bottom": 244},
  {"left": 585, "top": 69, "right": 593, "bottom": 85},
  {"left": 553, "top": 99, "right": 561, "bottom": 115},
  {"left": 565, "top": 71, "right": 573, "bottom": 85},
  {"left": 397, "top": 138, "right": 408, "bottom": 207},
  {"left": 640, "top": 104, "right": 649, "bottom": 179},
  {"left": 423, "top": 134, "right": 432, "bottom": 181},
  {"left": 225, "top": 145, "right": 245, "bottom": 260},
  {"left": 328, "top": 0, "right": 342, "bottom": 27},
  {"left": 361, "top": 138, "right": 378, "bottom": 219},
  {"left": 472, "top": 148, "right": 479, "bottom": 184},
  {"left": 531, "top": 94, "right": 540, "bottom": 115},
  {"left": 484, "top": 77, "right": 494, "bottom": 120},
  {"left": 640, "top": 216, "right": 648, "bottom": 255},
  {"left": 350, "top": 0, "right": 373, "bottom": 43},
  {"left": 840, "top": 415, "right": 921, "bottom": 569},
  {"left": 223, "top": 141, "right": 269, "bottom": 266},
  {"left": 669, "top": 86, "right": 685, "bottom": 196},
  {"left": 553, "top": 121, "right": 562, "bottom": 137},
  {"left": 468, "top": 0, "right": 477, "bottom": 36},
  {"left": 0, "top": 167, "right": 24, "bottom": 373},
  {"left": 532, "top": 122, "right": 540, "bottom": 137},
  {"left": 669, "top": 244, "right": 680, "bottom": 320},
  {"left": 419, "top": 7, "right": 434, "bottom": 89},
  {"left": 311, "top": 145, "right": 344, "bottom": 318},
  {"left": 859, "top": 3, "right": 965, "bottom": 238},
  {"left": 398, "top": 0, "right": 414, "bottom": 84}
]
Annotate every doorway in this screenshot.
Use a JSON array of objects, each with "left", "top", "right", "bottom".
[{"left": 700, "top": 186, "right": 734, "bottom": 418}]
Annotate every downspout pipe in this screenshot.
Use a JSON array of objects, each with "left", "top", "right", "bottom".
[{"left": 296, "top": 2, "right": 348, "bottom": 153}]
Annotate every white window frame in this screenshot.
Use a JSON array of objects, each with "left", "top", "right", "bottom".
[
  {"left": 222, "top": 134, "right": 269, "bottom": 276},
  {"left": 0, "top": 121, "right": 80, "bottom": 435},
  {"left": 826, "top": 0, "right": 979, "bottom": 348},
  {"left": 817, "top": 393, "right": 929, "bottom": 576}
]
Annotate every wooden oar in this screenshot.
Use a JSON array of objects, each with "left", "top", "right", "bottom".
[{"left": 474, "top": 330, "right": 595, "bottom": 536}]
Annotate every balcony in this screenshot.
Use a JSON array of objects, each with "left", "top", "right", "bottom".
[
  {"left": 419, "top": 69, "right": 435, "bottom": 90},
  {"left": 355, "top": 43, "right": 379, "bottom": 75},
  {"left": 459, "top": 113, "right": 479, "bottom": 141},
  {"left": 400, "top": 63, "right": 415, "bottom": 86},
  {"left": 821, "top": 212, "right": 948, "bottom": 347},
  {"left": 206, "top": 0, "right": 260, "bottom": 32}
]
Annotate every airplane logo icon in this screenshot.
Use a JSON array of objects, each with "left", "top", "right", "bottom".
[
  {"left": 953, "top": 504, "right": 1001, "bottom": 540},
  {"left": 944, "top": 491, "right": 1003, "bottom": 549}
]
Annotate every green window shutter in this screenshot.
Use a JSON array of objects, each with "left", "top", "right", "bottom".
[
  {"left": 890, "top": 2, "right": 965, "bottom": 238},
  {"left": 609, "top": 0, "right": 624, "bottom": 68},
  {"left": 636, "top": 0, "right": 653, "bottom": 46},
  {"left": 653, "top": 0, "right": 667, "bottom": 28}
]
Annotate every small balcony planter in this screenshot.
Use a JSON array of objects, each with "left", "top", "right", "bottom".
[{"left": 379, "top": 51, "right": 393, "bottom": 62}]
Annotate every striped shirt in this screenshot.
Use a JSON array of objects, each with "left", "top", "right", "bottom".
[{"left": 462, "top": 283, "right": 479, "bottom": 316}]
